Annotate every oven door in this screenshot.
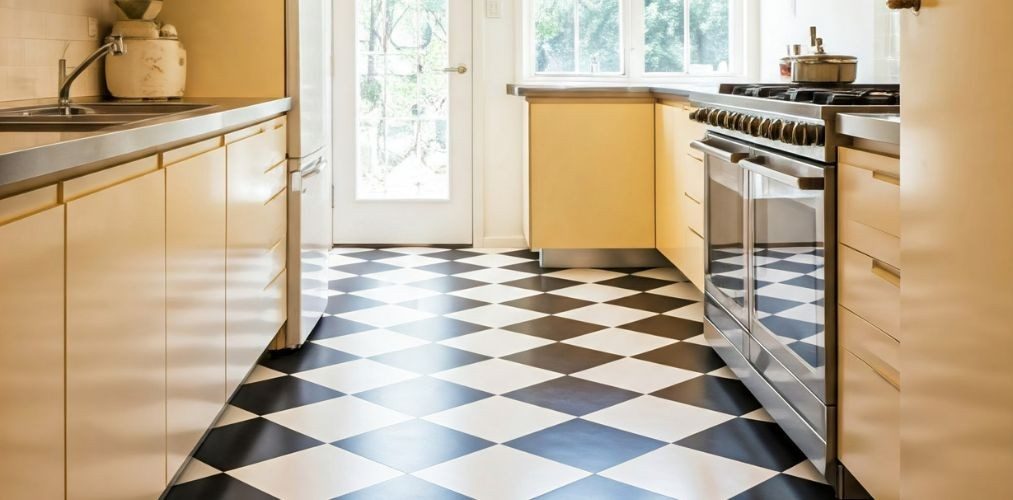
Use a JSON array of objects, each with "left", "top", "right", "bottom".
[
  {"left": 744, "top": 152, "right": 834, "bottom": 403},
  {"left": 692, "top": 135, "right": 752, "bottom": 337}
]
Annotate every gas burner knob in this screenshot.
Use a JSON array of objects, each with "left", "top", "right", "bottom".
[
  {"left": 735, "top": 113, "right": 749, "bottom": 133},
  {"left": 723, "top": 112, "right": 739, "bottom": 129},
  {"left": 767, "top": 119, "right": 784, "bottom": 140},
  {"left": 781, "top": 121, "right": 797, "bottom": 144},
  {"left": 714, "top": 110, "right": 729, "bottom": 127},
  {"left": 813, "top": 124, "right": 826, "bottom": 145}
]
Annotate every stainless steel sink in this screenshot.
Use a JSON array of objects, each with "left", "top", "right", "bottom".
[{"left": 0, "top": 103, "right": 216, "bottom": 131}]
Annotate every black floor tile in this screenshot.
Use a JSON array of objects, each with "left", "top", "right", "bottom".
[
  {"left": 331, "top": 261, "right": 400, "bottom": 276},
  {"left": 370, "top": 343, "right": 489, "bottom": 374},
  {"left": 635, "top": 343, "right": 726, "bottom": 373},
  {"left": 325, "top": 294, "right": 386, "bottom": 315},
  {"left": 354, "top": 377, "right": 492, "bottom": 417},
  {"left": 502, "top": 276, "right": 581, "bottom": 292},
  {"left": 338, "top": 475, "right": 470, "bottom": 500},
  {"left": 506, "top": 419, "right": 665, "bottom": 473},
  {"left": 504, "top": 343, "right": 621, "bottom": 374},
  {"left": 328, "top": 277, "right": 389, "bottom": 292},
  {"left": 651, "top": 375, "right": 761, "bottom": 416},
  {"left": 502, "top": 294, "right": 595, "bottom": 314},
  {"left": 426, "top": 249, "right": 481, "bottom": 261},
  {"left": 390, "top": 317, "right": 489, "bottom": 341},
  {"left": 675, "top": 418, "right": 808, "bottom": 472},
  {"left": 597, "top": 275, "right": 673, "bottom": 291},
  {"left": 165, "top": 474, "right": 278, "bottom": 500},
  {"left": 536, "top": 475, "right": 670, "bottom": 500},
  {"left": 731, "top": 474, "right": 835, "bottom": 500},
  {"left": 504, "top": 376, "right": 639, "bottom": 416},
  {"left": 230, "top": 376, "right": 344, "bottom": 415},
  {"left": 334, "top": 419, "right": 494, "bottom": 473},
  {"left": 307, "top": 316, "right": 376, "bottom": 341},
  {"left": 502, "top": 260, "right": 556, "bottom": 275},
  {"left": 503, "top": 316, "right": 604, "bottom": 341},
  {"left": 261, "top": 343, "right": 358, "bottom": 374},
  {"left": 503, "top": 249, "right": 541, "bottom": 260},
  {"left": 619, "top": 315, "right": 703, "bottom": 340},
  {"left": 411, "top": 276, "right": 487, "bottom": 293},
  {"left": 339, "top": 250, "right": 404, "bottom": 261},
  {"left": 417, "top": 261, "right": 487, "bottom": 276},
  {"left": 194, "top": 419, "right": 322, "bottom": 470},
  {"left": 607, "top": 294, "right": 696, "bottom": 314},
  {"left": 397, "top": 295, "right": 488, "bottom": 315}
]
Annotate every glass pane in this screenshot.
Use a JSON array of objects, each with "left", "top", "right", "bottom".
[
  {"left": 643, "top": 0, "right": 685, "bottom": 73},
  {"left": 688, "top": 0, "right": 730, "bottom": 73},
  {"left": 533, "top": 0, "right": 576, "bottom": 73},
  {"left": 577, "top": 0, "right": 622, "bottom": 73},
  {"left": 356, "top": 0, "right": 451, "bottom": 200}
]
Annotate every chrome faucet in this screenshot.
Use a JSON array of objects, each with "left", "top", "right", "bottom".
[{"left": 58, "top": 35, "right": 127, "bottom": 115}]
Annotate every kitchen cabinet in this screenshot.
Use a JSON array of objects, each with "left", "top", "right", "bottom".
[
  {"left": 655, "top": 100, "right": 707, "bottom": 290},
  {"left": 164, "top": 138, "right": 228, "bottom": 479},
  {"left": 225, "top": 117, "right": 289, "bottom": 395},
  {"left": 0, "top": 186, "right": 65, "bottom": 500},
  {"left": 64, "top": 158, "right": 167, "bottom": 500},
  {"left": 528, "top": 99, "right": 656, "bottom": 249}
]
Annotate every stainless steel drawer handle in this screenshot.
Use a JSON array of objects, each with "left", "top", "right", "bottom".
[
  {"left": 740, "top": 158, "right": 825, "bottom": 190},
  {"left": 690, "top": 140, "right": 749, "bottom": 164}
]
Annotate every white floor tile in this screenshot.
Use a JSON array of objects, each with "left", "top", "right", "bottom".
[
  {"left": 456, "top": 254, "right": 531, "bottom": 268},
  {"left": 708, "top": 366, "right": 738, "bottom": 380},
  {"left": 572, "top": 358, "right": 701, "bottom": 394},
  {"left": 584, "top": 396, "right": 734, "bottom": 442},
  {"left": 363, "top": 268, "right": 445, "bottom": 284},
  {"left": 548, "top": 283, "right": 639, "bottom": 302},
  {"left": 543, "top": 268, "right": 626, "bottom": 283},
  {"left": 557, "top": 304, "right": 655, "bottom": 328},
  {"left": 665, "top": 302, "right": 704, "bottom": 322},
  {"left": 214, "top": 405, "right": 258, "bottom": 428},
  {"left": 563, "top": 328, "right": 676, "bottom": 357},
  {"left": 337, "top": 305, "right": 435, "bottom": 328},
  {"left": 450, "top": 284, "right": 541, "bottom": 304},
  {"left": 648, "top": 282, "right": 704, "bottom": 301},
  {"left": 454, "top": 268, "right": 536, "bottom": 284},
  {"left": 633, "top": 268, "right": 689, "bottom": 282},
  {"left": 294, "top": 359, "right": 419, "bottom": 394},
  {"left": 784, "top": 460, "right": 829, "bottom": 484},
  {"left": 374, "top": 254, "right": 446, "bottom": 268},
  {"left": 351, "top": 285, "right": 441, "bottom": 304},
  {"left": 446, "top": 305, "right": 547, "bottom": 328},
  {"left": 433, "top": 359, "right": 561, "bottom": 394},
  {"left": 323, "top": 268, "right": 357, "bottom": 282},
  {"left": 600, "top": 445, "right": 777, "bottom": 500},
  {"left": 424, "top": 396, "right": 573, "bottom": 443},
  {"left": 439, "top": 329, "right": 553, "bottom": 358},
  {"left": 386, "top": 247, "right": 447, "bottom": 255},
  {"left": 415, "top": 446, "right": 590, "bottom": 500},
  {"left": 330, "top": 247, "right": 374, "bottom": 256},
  {"left": 682, "top": 334, "right": 711, "bottom": 346},
  {"left": 228, "top": 445, "right": 401, "bottom": 499},
  {"left": 328, "top": 253, "right": 367, "bottom": 266},
  {"left": 314, "top": 329, "right": 429, "bottom": 358},
  {"left": 245, "top": 365, "right": 286, "bottom": 384},
  {"left": 264, "top": 396, "right": 412, "bottom": 443},
  {"left": 175, "top": 459, "right": 219, "bottom": 484}
]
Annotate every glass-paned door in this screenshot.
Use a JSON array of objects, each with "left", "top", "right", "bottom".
[{"left": 334, "top": 0, "right": 473, "bottom": 244}]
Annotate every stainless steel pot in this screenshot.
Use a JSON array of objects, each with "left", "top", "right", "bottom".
[{"left": 791, "top": 55, "right": 858, "bottom": 83}]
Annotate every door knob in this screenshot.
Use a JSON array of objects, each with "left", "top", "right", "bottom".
[{"left": 442, "top": 65, "right": 468, "bottom": 74}]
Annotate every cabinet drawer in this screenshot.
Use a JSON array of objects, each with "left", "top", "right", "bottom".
[
  {"left": 839, "top": 244, "right": 901, "bottom": 340},
  {"left": 681, "top": 155, "right": 705, "bottom": 204},
  {"left": 839, "top": 349, "right": 900, "bottom": 500},
  {"left": 840, "top": 306, "right": 900, "bottom": 381},
  {"left": 227, "top": 121, "right": 288, "bottom": 178},
  {"left": 264, "top": 163, "right": 287, "bottom": 202},
  {"left": 839, "top": 152, "right": 900, "bottom": 267}
]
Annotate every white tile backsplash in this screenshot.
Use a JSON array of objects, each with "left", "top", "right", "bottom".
[{"left": 0, "top": 0, "right": 117, "bottom": 102}]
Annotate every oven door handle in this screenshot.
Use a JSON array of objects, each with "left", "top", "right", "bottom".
[
  {"left": 690, "top": 140, "right": 750, "bottom": 164},
  {"left": 740, "top": 158, "right": 825, "bottom": 191}
]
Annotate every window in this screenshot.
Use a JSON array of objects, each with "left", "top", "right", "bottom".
[{"left": 526, "top": 0, "right": 742, "bottom": 80}]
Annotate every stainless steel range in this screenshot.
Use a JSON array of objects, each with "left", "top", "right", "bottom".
[{"left": 690, "top": 84, "right": 899, "bottom": 491}]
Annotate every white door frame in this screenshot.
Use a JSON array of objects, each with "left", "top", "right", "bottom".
[{"left": 331, "top": 0, "right": 480, "bottom": 246}]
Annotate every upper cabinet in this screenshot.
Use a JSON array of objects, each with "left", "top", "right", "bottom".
[
  {"left": 527, "top": 99, "right": 656, "bottom": 249},
  {"left": 0, "top": 187, "right": 66, "bottom": 500}
]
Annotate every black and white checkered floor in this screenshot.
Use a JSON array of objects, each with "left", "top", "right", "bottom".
[{"left": 165, "top": 248, "right": 835, "bottom": 500}]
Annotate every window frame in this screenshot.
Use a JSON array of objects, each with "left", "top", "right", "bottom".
[{"left": 522, "top": 0, "right": 747, "bottom": 83}]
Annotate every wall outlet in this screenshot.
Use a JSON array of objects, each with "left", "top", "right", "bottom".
[
  {"left": 486, "top": 0, "right": 502, "bottom": 19},
  {"left": 88, "top": 17, "right": 98, "bottom": 38}
]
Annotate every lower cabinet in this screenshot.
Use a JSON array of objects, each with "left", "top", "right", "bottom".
[
  {"left": 656, "top": 101, "right": 706, "bottom": 289},
  {"left": 65, "top": 160, "right": 168, "bottom": 500},
  {"left": 0, "top": 187, "right": 66, "bottom": 500},
  {"left": 165, "top": 141, "right": 229, "bottom": 479}
]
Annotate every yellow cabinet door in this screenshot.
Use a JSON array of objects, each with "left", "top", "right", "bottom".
[
  {"left": 66, "top": 166, "right": 167, "bottom": 500},
  {"left": 0, "top": 187, "right": 65, "bottom": 500},
  {"left": 529, "top": 100, "right": 656, "bottom": 249},
  {"left": 165, "top": 144, "right": 228, "bottom": 480}
]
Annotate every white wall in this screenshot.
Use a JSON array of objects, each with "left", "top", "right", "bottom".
[{"left": 759, "top": 0, "right": 900, "bottom": 83}]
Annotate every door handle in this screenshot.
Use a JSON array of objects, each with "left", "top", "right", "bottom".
[
  {"left": 442, "top": 65, "right": 468, "bottom": 74},
  {"left": 690, "top": 140, "right": 749, "bottom": 164},
  {"left": 740, "top": 158, "right": 825, "bottom": 191}
]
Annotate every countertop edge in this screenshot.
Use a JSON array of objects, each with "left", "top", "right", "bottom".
[
  {"left": 0, "top": 97, "right": 292, "bottom": 197},
  {"left": 837, "top": 113, "right": 901, "bottom": 145},
  {"left": 506, "top": 83, "right": 706, "bottom": 99}
]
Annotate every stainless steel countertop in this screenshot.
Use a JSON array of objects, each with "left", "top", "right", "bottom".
[
  {"left": 506, "top": 83, "right": 720, "bottom": 99},
  {"left": 0, "top": 96, "right": 292, "bottom": 197},
  {"left": 837, "top": 113, "right": 901, "bottom": 145}
]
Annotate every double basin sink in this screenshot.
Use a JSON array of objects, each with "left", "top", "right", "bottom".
[{"left": 0, "top": 102, "right": 216, "bottom": 132}]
